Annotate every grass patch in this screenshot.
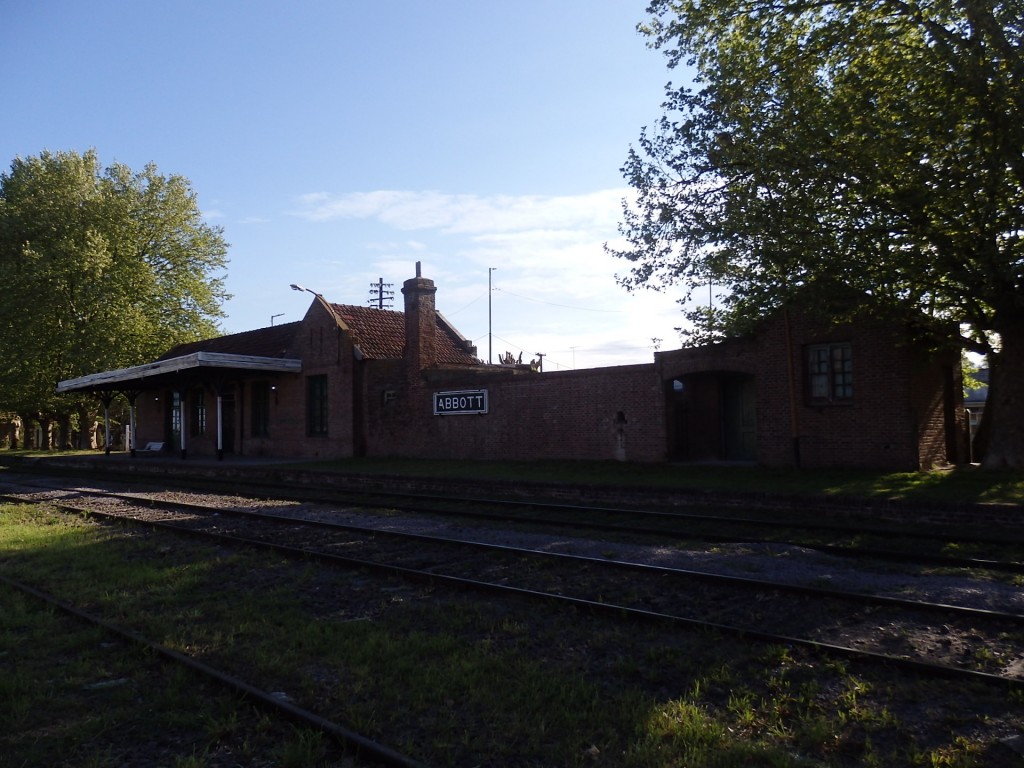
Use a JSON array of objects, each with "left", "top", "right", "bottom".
[
  {"left": 0, "top": 585, "right": 340, "bottom": 768},
  {"left": 3, "top": 503, "right": 1020, "bottom": 766},
  {"left": 279, "top": 456, "right": 1024, "bottom": 507},
  {"left": 4, "top": 449, "right": 1024, "bottom": 506}
]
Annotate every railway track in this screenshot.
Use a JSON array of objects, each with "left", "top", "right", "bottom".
[
  {"left": 6, "top": 466, "right": 1023, "bottom": 571},
  {"left": 0, "top": 571, "right": 425, "bottom": 768},
  {"left": 3, "top": 474, "right": 1023, "bottom": 689}
]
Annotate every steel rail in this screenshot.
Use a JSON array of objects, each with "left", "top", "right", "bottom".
[
  {"left": 0, "top": 573, "right": 427, "bottom": 768},
  {"left": 8, "top": 462, "right": 1020, "bottom": 547},
  {"left": 17, "top": 493, "right": 1024, "bottom": 693},
  {"left": 6, "top": 486, "right": 1021, "bottom": 626},
  {"left": 327, "top": 495, "right": 1024, "bottom": 573},
  {"left": 4, "top": 474, "right": 1022, "bottom": 575},
  {"left": 131, "top": 477, "right": 1024, "bottom": 572},
  {"left": 6, "top": 469, "right": 1023, "bottom": 573},
  {"left": 105, "top": 490, "right": 1024, "bottom": 626},
  {"left": 287, "top": 486, "right": 1019, "bottom": 546}
]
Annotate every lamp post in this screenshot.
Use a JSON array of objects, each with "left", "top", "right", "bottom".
[
  {"left": 291, "top": 283, "right": 335, "bottom": 318},
  {"left": 291, "top": 283, "right": 344, "bottom": 362}
]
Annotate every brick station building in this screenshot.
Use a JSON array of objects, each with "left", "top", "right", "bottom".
[{"left": 57, "top": 265, "right": 965, "bottom": 470}]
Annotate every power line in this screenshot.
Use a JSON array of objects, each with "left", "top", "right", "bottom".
[
  {"left": 492, "top": 286, "right": 625, "bottom": 313},
  {"left": 443, "top": 293, "right": 486, "bottom": 317}
]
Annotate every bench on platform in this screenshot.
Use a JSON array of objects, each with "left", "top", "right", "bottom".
[{"left": 137, "top": 441, "right": 165, "bottom": 455}]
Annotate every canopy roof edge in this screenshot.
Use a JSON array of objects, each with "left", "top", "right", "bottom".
[{"left": 57, "top": 352, "right": 303, "bottom": 393}]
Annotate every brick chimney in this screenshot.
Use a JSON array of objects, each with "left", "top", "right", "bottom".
[{"left": 402, "top": 261, "right": 437, "bottom": 381}]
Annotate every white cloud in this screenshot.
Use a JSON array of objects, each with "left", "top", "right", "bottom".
[
  {"left": 285, "top": 187, "right": 684, "bottom": 368},
  {"left": 291, "top": 188, "right": 631, "bottom": 236},
  {"left": 364, "top": 239, "right": 430, "bottom": 252}
]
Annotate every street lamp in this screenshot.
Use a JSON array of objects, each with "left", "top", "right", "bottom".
[
  {"left": 291, "top": 283, "right": 345, "bottom": 361},
  {"left": 291, "top": 283, "right": 332, "bottom": 314}
]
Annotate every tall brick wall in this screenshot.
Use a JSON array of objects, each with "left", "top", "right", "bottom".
[
  {"left": 655, "top": 310, "right": 962, "bottom": 470},
  {"left": 245, "top": 301, "right": 356, "bottom": 460},
  {"left": 758, "top": 312, "right": 920, "bottom": 469},
  {"left": 128, "top": 283, "right": 962, "bottom": 471},
  {"left": 362, "top": 363, "right": 667, "bottom": 462}
]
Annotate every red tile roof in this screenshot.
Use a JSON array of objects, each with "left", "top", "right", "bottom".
[
  {"left": 333, "top": 303, "right": 479, "bottom": 365},
  {"left": 157, "top": 305, "right": 480, "bottom": 367}
]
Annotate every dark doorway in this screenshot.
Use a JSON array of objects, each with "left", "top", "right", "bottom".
[
  {"left": 666, "top": 373, "right": 757, "bottom": 462},
  {"left": 722, "top": 375, "right": 757, "bottom": 461},
  {"left": 667, "top": 379, "right": 689, "bottom": 461},
  {"left": 221, "top": 394, "right": 236, "bottom": 454}
]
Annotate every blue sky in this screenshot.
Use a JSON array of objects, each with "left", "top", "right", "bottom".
[{"left": 3, "top": 1, "right": 694, "bottom": 371}]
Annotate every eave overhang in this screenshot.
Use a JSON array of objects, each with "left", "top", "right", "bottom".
[{"left": 56, "top": 352, "right": 303, "bottom": 394}]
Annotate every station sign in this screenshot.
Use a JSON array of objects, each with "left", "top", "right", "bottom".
[{"left": 433, "top": 389, "right": 489, "bottom": 416}]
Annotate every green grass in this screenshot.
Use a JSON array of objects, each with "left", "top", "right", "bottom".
[
  {"left": 3, "top": 503, "right": 1019, "bottom": 766},
  {"left": 3, "top": 449, "right": 1023, "bottom": 506},
  {"left": 284, "top": 456, "right": 1024, "bottom": 507},
  {"left": 0, "top": 585, "right": 338, "bottom": 768}
]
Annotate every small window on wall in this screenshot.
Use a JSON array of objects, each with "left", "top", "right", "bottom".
[
  {"left": 307, "top": 375, "right": 328, "bottom": 436},
  {"left": 251, "top": 381, "right": 270, "bottom": 437},
  {"left": 171, "top": 392, "right": 182, "bottom": 444},
  {"left": 191, "top": 390, "right": 207, "bottom": 436},
  {"left": 807, "top": 342, "right": 853, "bottom": 403}
]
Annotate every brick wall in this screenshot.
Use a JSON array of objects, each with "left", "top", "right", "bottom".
[
  {"left": 134, "top": 300, "right": 357, "bottom": 460},
  {"left": 131, "top": 289, "right": 962, "bottom": 471},
  {"left": 655, "top": 310, "right": 962, "bottom": 471},
  {"left": 247, "top": 302, "right": 356, "bottom": 460},
  {"left": 362, "top": 363, "right": 667, "bottom": 462}
]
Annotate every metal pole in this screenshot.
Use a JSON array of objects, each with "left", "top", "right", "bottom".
[
  {"left": 103, "top": 405, "right": 111, "bottom": 455},
  {"left": 216, "top": 394, "right": 224, "bottom": 461},
  {"left": 488, "top": 267, "right": 495, "bottom": 364},
  {"left": 179, "top": 392, "right": 187, "bottom": 460},
  {"left": 129, "top": 401, "right": 136, "bottom": 457}
]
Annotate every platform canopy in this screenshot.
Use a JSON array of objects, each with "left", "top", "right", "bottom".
[{"left": 56, "top": 351, "right": 303, "bottom": 394}]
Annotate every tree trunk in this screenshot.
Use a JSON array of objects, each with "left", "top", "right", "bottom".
[
  {"left": 18, "top": 414, "right": 35, "bottom": 449},
  {"left": 981, "top": 319, "right": 1024, "bottom": 470},
  {"left": 75, "top": 405, "right": 93, "bottom": 449},
  {"left": 57, "top": 413, "right": 73, "bottom": 449},
  {"left": 39, "top": 417, "right": 53, "bottom": 450}
]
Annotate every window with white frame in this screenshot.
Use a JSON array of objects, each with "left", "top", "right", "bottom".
[
  {"left": 191, "top": 390, "right": 207, "bottom": 436},
  {"left": 807, "top": 342, "right": 853, "bottom": 403}
]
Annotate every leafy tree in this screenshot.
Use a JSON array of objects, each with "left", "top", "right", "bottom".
[
  {"left": 612, "top": 0, "right": 1024, "bottom": 469},
  {"left": 0, "top": 150, "right": 229, "bottom": 447}
]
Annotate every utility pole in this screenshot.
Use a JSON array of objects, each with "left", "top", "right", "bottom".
[
  {"left": 368, "top": 277, "right": 394, "bottom": 309},
  {"left": 488, "top": 267, "right": 496, "bottom": 364}
]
